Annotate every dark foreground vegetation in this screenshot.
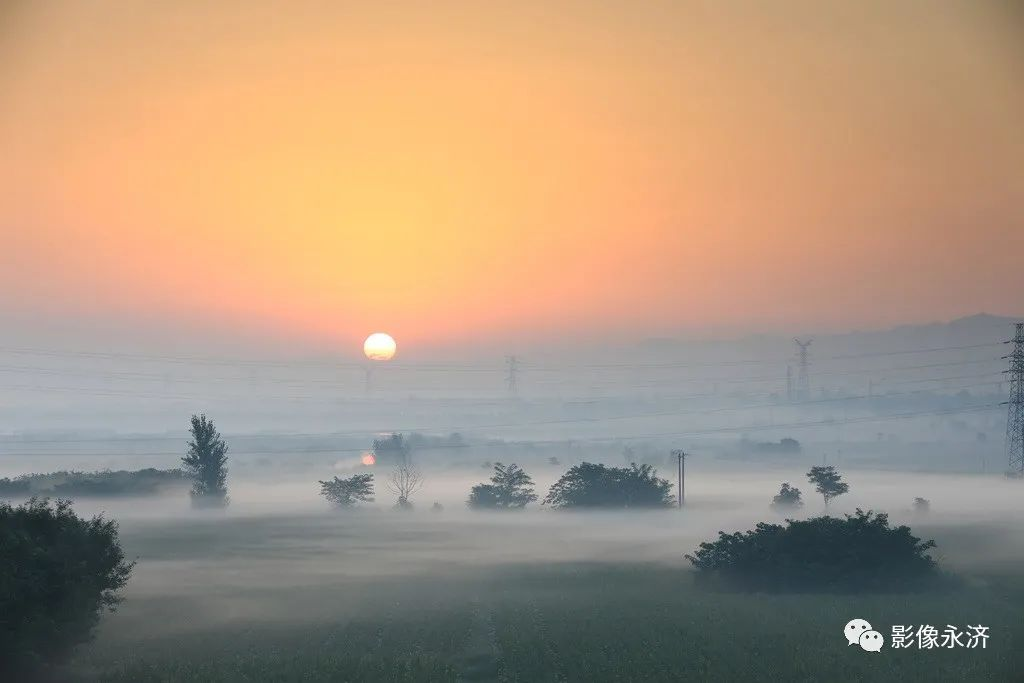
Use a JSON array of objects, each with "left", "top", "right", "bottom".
[
  {"left": 0, "top": 498, "right": 133, "bottom": 680},
  {"left": 73, "top": 555, "right": 1019, "bottom": 682},
  {"left": 0, "top": 468, "right": 187, "bottom": 498},
  {"left": 687, "top": 510, "right": 938, "bottom": 592}
]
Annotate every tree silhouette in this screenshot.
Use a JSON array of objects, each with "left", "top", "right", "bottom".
[
  {"left": 543, "top": 462, "right": 673, "bottom": 509},
  {"left": 319, "top": 474, "right": 374, "bottom": 509},
  {"left": 1, "top": 498, "right": 134, "bottom": 677},
  {"left": 387, "top": 464, "right": 423, "bottom": 510},
  {"left": 181, "top": 414, "right": 229, "bottom": 508},
  {"left": 468, "top": 462, "right": 538, "bottom": 509},
  {"left": 806, "top": 465, "right": 848, "bottom": 508},
  {"left": 686, "top": 509, "right": 937, "bottom": 592},
  {"left": 373, "top": 433, "right": 409, "bottom": 466},
  {"left": 771, "top": 482, "right": 803, "bottom": 510}
]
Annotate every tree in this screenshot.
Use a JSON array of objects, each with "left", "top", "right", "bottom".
[
  {"left": 913, "top": 497, "right": 930, "bottom": 514},
  {"left": 806, "top": 465, "right": 848, "bottom": 508},
  {"left": 771, "top": 482, "right": 803, "bottom": 511},
  {"left": 542, "top": 462, "right": 674, "bottom": 509},
  {"left": 467, "top": 462, "right": 538, "bottom": 509},
  {"left": 686, "top": 509, "right": 938, "bottom": 592},
  {"left": 373, "top": 433, "right": 410, "bottom": 466},
  {"left": 387, "top": 464, "right": 424, "bottom": 510},
  {"left": 0, "top": 498, "right": 134, "bottom": 678},
  {"left": 181, "top": 414, "right": 229, "bottom": 507},
  {"left": 319, "top": 474, "right": 374, "bottom": 509}
]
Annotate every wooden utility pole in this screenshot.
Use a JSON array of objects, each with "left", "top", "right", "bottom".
[{"left": 672, "top": 449, "right": 686, "bottom": 508}]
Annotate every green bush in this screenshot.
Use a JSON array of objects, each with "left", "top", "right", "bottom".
[
  {"left": 543, "top": 462, "right": 673, "bottom": 509},
  {"left": 770, "top": 482, "right": 803, "bottom": 510},
  {"left": 468, "top": 463, "right": 538, "bottom": 509},
  {"left": 686, "top": 509, "right": 938, "bottom": 592},
  {"left": 0, "top": 498, "right": 134, "bottom": 678},
  {"left": 319, "top": 473, "right": 374, "bottom": 508}
]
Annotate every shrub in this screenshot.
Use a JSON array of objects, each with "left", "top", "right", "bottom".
[
  {"left": 543, "top": 462, "right": 673, "bottom": 509},
  {"left": 770, "top": 482, "right": 803, "bottom": 510},
  {"left": 0, "top": 498, "right": 133, "bottom": 677},
  {"left": 686, "top": 509, "right": 938, "bottom": 592},
  {"left": 468, "top": 463, "right": 538, "bottom": 509},
  {"left": 319, "top": 474, "right": 374, "bottom": 509}
]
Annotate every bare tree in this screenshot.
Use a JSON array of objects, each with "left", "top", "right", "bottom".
[{"left": 386, "top": 464, "right": 424, "bottom": 510}]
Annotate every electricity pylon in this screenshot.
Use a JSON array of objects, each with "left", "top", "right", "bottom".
[
  {"left": 1003, "top": 323, "right": 1024, "bottom": 476},
  {"left": 794, "top": 339, "right": 812, "bottom": 401},
  {"left": 506, "top": 355, "right": 520, "bottom": 396}
]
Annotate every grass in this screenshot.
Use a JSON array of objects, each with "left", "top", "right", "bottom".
[{"left": 65, "top": 513, "right": 1023, "bottom": 682}]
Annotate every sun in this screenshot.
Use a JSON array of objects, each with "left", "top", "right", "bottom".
[{"left": 363, "top": 332, "right": 397, "bottom": 361}]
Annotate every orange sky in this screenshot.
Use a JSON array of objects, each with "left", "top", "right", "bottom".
[{"left": 1, "top": 1, "right": 1022, "bottom": 350}]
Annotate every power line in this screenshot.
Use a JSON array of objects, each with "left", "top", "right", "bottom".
[
  {"left": 1, "top": 403, "right": 999, "bottom": 457},
  {"left": 543, "top": 403, "right": 1001, "bottom": 444},
  {"left": 0, "top": 357, "right": 1001, "bottom": 398},
  {"left": 3, "top": 378, "right": 1002, "bottom": 449},
  {"left": 0, "top": 341, "right": 1001, "bottom": 373},
  {"left": 522, "top": 342, "right": 1001, "bottom": 370}
]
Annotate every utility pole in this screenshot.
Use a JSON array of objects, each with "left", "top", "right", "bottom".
[
  {"left": 1003, "top": 323, "right": 1024, "bottom": 476},
  {"left": 672, "top": 449, "right": 687, "bottom": 507},
  {"left": 794, "top": 338, "right": 812, "bottom": 401},
  {"left": 786, "top": 365, "right": 794, "bottom": 402},
  {"left": 505, "top": 355, "right": 520, "bottom": 396}
]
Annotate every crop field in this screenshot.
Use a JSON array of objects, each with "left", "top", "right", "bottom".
[{"left": 66, "top": 510, "right": 1023, "bottom": 682}]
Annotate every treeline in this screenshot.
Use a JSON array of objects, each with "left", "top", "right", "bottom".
[
  {"left": 0, "top": 468, "right": 188, "bottom": 498},
  {"left": 321, "top": 460, "right": 676, "bottom": 511}
]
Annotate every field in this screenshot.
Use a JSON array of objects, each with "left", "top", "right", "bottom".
[{"left": 66, "top": 503, "right": 1024, "bottom": 682}]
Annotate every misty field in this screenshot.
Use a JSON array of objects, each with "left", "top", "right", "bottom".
[{"left": 66, "top": 508, "right": 1022, "bottom": 682}]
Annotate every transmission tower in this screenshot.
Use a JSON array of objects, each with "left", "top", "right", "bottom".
[
  {"left": 794, "top": 338, "right": 812, "bottom": 401},
  {"left": 505, "top": 355, "right": 520, "bottom": 396},
  {"left": 1003, "top": 323, "right": 1024, "bottom": 476}
]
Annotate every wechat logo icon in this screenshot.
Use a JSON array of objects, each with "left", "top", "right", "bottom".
[{"left": 845, "top": 619, "right": 884, "bottom": 652}]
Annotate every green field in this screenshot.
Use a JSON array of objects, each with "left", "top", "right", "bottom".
[{"left": 64, "top": 511, "right": 1022, "bottom": 682}]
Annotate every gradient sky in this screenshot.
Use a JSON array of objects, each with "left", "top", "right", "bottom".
[{"left": 1, "top": 1, "right": 1022, "bottom": 351}]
